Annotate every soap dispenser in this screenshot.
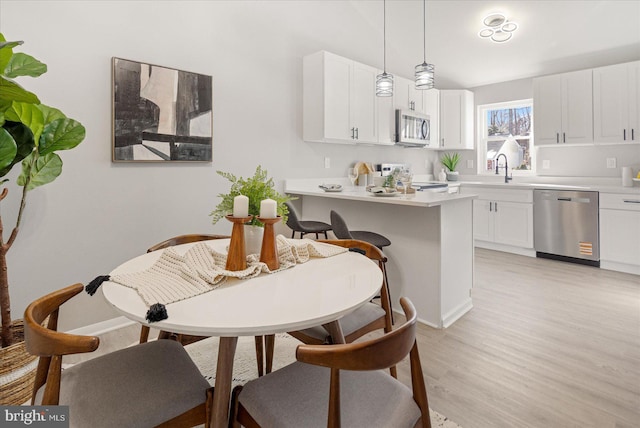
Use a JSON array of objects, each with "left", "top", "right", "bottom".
[{"left": 438, "top": 168, "right": 447, "bottom": 182}]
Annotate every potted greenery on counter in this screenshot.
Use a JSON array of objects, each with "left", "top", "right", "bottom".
[
  {"left": 441, "top": 152, "right": 461, "bottom": 182},
  {"left": 210, "top": 166, "right": 291, "bottom": 254}
]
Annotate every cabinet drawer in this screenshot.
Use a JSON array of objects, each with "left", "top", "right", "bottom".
[
  {"left": 600, "top": 193, "right": 640, "bottom": 211},
  {"left": 461, "top": 186, "right": 533, "bottom": 203}
]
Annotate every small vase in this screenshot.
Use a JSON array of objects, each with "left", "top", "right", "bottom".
[
  {"left": 446, "top": 171, "right": 459, "bottom": 182},
  {"left": 244, "top": 225, "right": 264, "bottom": 256}
]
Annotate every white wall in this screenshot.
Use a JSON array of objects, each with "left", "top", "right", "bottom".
[
  {"left": 2, "top": 1, "right": 637, "bottom": 331},
  {"left": 461, "top": 77, "right": 640, "bottom": 178},
  {"left": 0, "top": 0, "right": 437, "bottom": 330}
]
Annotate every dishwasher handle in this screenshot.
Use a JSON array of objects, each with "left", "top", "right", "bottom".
[{"left": 557, "top": 197, "right": 591, "bottom": 203}]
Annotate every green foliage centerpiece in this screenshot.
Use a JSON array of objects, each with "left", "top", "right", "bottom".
[
  {"left": 210, "top": 166, "right": 291, "bottom": 227},
  {"left": 0, "top": 34, "right": 86, "bottom": 348}
]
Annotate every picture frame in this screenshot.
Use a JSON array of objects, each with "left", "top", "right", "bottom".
[{"left": 112, "top": 57, "right": 213, "bottom": 162}]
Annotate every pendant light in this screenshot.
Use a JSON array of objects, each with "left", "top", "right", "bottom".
[
  {"left": 376, "top": 0, "right": 393, "bottom": 97},
  {"left": 415, "top": 0, "right": 435, "bottom": 89}
]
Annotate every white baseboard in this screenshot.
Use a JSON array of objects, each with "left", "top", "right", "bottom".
[
  {"left": 442, "top": 299, "right": 473, "bottom": 328},
  {"left": 600, "top": 261, "right": 640, "bottom": 276},
  {"left": 66, "top": 316, "right": 136, "bottom": 336},
  {"left": 475, "top": 241, "right": 536, "bottom": 257}
]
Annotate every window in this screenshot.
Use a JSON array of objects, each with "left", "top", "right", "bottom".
[{"left": 477, "top": 99, "right": 533, "bottom": 174}]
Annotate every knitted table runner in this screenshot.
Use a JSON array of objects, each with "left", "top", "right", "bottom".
[{"left": 104, "top": 236, "right": 348, "bottom": 321}]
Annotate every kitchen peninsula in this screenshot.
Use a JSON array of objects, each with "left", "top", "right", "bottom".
[{"left": 285, "top": 179, "right": 478, "bottom": 328}]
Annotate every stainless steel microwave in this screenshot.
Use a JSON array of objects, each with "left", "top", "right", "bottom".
[{"left": 395, "top": 109, "right": 431, "bottom": 147}]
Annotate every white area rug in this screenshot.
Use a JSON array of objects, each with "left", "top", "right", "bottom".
[{"left": 185, "top": 334, "right": 462, "bottom": 428}]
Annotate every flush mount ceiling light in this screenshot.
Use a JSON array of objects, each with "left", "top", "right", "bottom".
[
  {"left": 415, "top": 0, "right": 435, "bottom": 89},
  {"left": 479, "top": 12, "right": 518, "bottom": 43},
  {"left": 376, "top": 0, "right": 394, "bottom": 97}
]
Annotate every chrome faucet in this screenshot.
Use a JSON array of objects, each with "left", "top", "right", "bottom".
[{"left": 495, "top": 154, "right": 512, "bottom": 183}]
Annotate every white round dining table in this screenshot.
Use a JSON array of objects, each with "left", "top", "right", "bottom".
[{"left": 101, "top": 238, "right": 383, "bottom": 428}]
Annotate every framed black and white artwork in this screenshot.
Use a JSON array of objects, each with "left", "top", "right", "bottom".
[{"left": 112, "top": 57, "right": 213, "bottom": 162}]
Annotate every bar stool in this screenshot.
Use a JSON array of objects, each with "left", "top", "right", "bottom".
[
  {"left": 285, "top": 201, "right": 332, "bottom": 239},
  {"left": 330, "top": 210, "right": 394, "bottom": 322}
]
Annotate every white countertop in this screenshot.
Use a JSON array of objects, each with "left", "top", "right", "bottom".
[
  {"left": 458, "top": 180, "right": 640, "bottom": 194},
  {"left": 285, "top": 179, "right": 476, "bottom": 208}
]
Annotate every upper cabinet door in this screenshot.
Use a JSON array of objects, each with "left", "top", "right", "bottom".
[
  {"left": 303, "top": 51, "right": 379, "bottom": 145},
  {"left": 534, "top": 70, "right": 593, "bottom": 145},
  {"left": 593, "top": 61, "right": 640, "bottom": 144},
  {"left": 350, "top": 62, "right": 378, "bottom": 143},
  {"left": 323, "top": 54, "right": 352, "bottom": 141},
  {"left": 533, "top": 74, "right": 563, "bottom": 145},
  {"left": 440, "top": 89, "right": 474, "bottom": 150},
  {"left": 562, "top": 69, "right": 593, "bottom": 144}
]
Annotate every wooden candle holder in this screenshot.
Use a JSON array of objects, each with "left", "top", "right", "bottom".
[
  {"left": 225, "top": 215, "right": 254, "bottom": 271},
  {"left": 257, "top": 216, "right": 281, "bottom": 271}
]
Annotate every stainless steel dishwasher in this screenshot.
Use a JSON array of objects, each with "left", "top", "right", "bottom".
[{"left": 533, "top": 189, "right": 599, "bottom": 266}]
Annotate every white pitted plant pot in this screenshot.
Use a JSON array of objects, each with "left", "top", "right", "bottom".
[
  {"left": 446, "top": 171, "right": 459, "bottom": 181},
  {"left": 244, "top": 225, "right": 264, "bottom": 256}
]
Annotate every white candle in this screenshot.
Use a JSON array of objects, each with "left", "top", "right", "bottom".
[
  {"left": 259, "top": 198, "right": 277, "bottom": 218},
  {"left": 233, "top": 195, "right": 249, "bottom": 217}
]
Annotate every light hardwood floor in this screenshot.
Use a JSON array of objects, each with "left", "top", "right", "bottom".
[
  {"left": 73, "top": 249, "right": 640, "bottom": 428},
  {"left": 396, "top": 248, "right": 640, "bottom": 428}
]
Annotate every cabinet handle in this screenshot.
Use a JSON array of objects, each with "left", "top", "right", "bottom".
[
  {"left": 633, "top": 129, "right": 635, "bottom": 140},
  {"left": 556, "top": 133, "right": 559, "bottom": 144},
  {"left": 563, "top": 132, "right": 566, "bottom": 143},
  {"left": 623, "top": 200, "right": 640, "bottom": 204},
  {"left": 351, "top": 128, "right": 355, "bottom": 139},
  {"left": 624, "top": 129, "right": 626, "bottom": 140},
  {"left": 355, "top": 128, "right": 359, "bottom": 140},
  {"left": 489, "top": 202, "right": 493, "bottom": 212},
  {"left": 495, "top": 202, "right": 498, "bottom": 212}
]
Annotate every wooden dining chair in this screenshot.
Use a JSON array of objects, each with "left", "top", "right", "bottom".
[
  {"left": 329, "top": 210, "right": 394, "bottom": 323},
  {"left": 231, "top": 297, "right": 431, "bottom": 428},
  {"left": 143, "top": 233, "right": 269, "bottom": 376},
  {"left": 24, "top": 283, "right": 214, "bottom": 428},
  {"left": 140, "top": 233, "right": 230, "bottom": 345},
  {"left": 262, "top": 238, "right": 395, "bottom": 378}
]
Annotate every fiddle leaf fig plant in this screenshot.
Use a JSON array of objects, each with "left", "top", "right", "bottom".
[
  {"left": 210, "top": 165, "right": 291, "bottom": 227},
  {"left": 0, "top": 33, "right": 86, "bottom": 347}
]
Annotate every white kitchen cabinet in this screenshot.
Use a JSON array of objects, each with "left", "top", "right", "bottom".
[
  {"left": 462, "top": 186, "right": 534, "bottom": 251},
  {"left": 440, "top": 89, "right": 474, "bottom": 150},
  {"left": 378, "top": 77, "right": 440, "bottom": 147},
  {"left": 303, "top": 51, "right": 378, "bottom": 144},
  {"left": 600, "top": 192, "right": 640, "bottom": 275},
  {"left": 423, "top": 88, "right": 440, "bottom": 149},
  {"left": 533, "top": 69, "right": 593, "bottom": 145},
  {"left": 394, "top": 76, "right": 425, "bottom": 113},
  {"left": 593, "top": 61, "right": 640, "bottom": 144}
]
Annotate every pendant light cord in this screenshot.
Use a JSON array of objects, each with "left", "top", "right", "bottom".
[
  {"left": 383, "top": 0, "right": 387, "bottom": 72},
  {"left": 422, "top": 0, "right": 426, "bottom": 62}
]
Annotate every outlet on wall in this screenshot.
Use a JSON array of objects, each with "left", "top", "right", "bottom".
[
  {"left": 466, "top": 159, "right": 474, "bottom": 169},
  {"left": 324, "top": 157, "right": 330, "bottom": 169},
  {"left": 606, "top": 157, "right": 617, "bottom": 168},
  {"left": 542, "top": 160, "right": 551, "bottom": 169}
]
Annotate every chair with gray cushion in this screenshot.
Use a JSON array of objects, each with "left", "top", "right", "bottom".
[
  {"left": 330, "top": 210, "right": 391, "bottom": 250},
  {"left": 230, "top": 297, "right": 432, "bottom": 428},
  {"left": 330, "top": 210, "right": 394, "bottom": 322},
  {"left": 262, "top": 239, "right": 395, "bottom": 378},
  {"left": 285, "top": 201, "right": 332, "bottom": 239},
  {"left": 24, "top": 283, "right": 214, "bottom": 428}
]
